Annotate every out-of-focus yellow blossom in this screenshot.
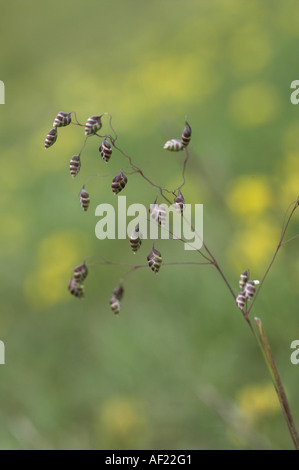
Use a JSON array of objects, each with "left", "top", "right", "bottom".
[
  {"left": 227, "top": 25, "right": 271, "bottom": 77},
  {"left": 237, "top": 383, "right": 280, "bottom": 423},
  {"left": 95, "top": 396, "right": 146, "bottom": 447},
  {"left": 24, "top": 230, "right": 89, "bottom": 309},
  {"left": 276, "top": 1, "right": 299, "bottom": 36},
  {"left": 107, "top": 55, "right": 219, "bottom": 132},
  {"left": 227, "top": 175, "right": 273, "bottom": 219},
  {"left": 227, "top": 218, "right": 280, "bottom": 272},
  {"left": 277, "top": 153, "right": 299, "bottom": 208},
  {"left": 229, "top": 82, "right": 279, "bottom": 127}
]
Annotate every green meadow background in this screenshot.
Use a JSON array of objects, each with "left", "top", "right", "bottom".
[{"left": 0, "top": 0, "right": 299, "bottom": 449}]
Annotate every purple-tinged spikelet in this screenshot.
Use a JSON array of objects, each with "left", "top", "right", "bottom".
[
  {"left": 112, "top": 172, "right": 128, "bottom": 195},
  {"left": 80, "top": 188, "right": 90, "bottom": 211},
  {"left": 113, "top": 284, "right": 124, "bottom": 301},
  {"left": 85, "top": 115, "right": 102, "bottom": 135},
  {"left": 99, "top": 139, "right": 112, "bottom": 163},
  {"left": 70, "top": 154, "right": 81, "bottom": 178},
  {"left": 157, "top": 205, "right": 166, "bottom": 226},
  {"left": 149, "top": 203, "right": 166, "bottom": 226},
  {"left": 129, "top": 225, "right": 142, "bottom": 253},
  {"left": 44, "top": 127, "right": 58, "bottom": 149},
  {"left": 244, "top": 280, "right": 258, "bottom": 300},
  {"left": 53, "top": 111, "right": 71, "bottom": 128},
  {"left": 147, "top": 247, "right": 162, "bottom": 274},
  {"left": 73, "top": 263, "right": 88, "bottom": 283},
  {"left": 239, "top": 270, "right": 249, "bottom": 291},
  {"left": 163, "top": 139, "right": 184, "bottom": 151},
  {"left": 181, "top": 120, "right": 192, "bottom": 147},
  {"left": 110, "top": 296, "right": 120, "bottom": 315},
  {"left": 174, "top": 192, "right": 185, "bottom": 215},
  {"left": 236, "top": 291, "right": 246, "bottom": 310},
  {"left": 68, "top": 279, "right": 85, "bottom": 298}
]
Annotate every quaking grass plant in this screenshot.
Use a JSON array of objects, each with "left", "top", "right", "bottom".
[{"left": 45, "top": 111, "right": 299, "bottom": 449}]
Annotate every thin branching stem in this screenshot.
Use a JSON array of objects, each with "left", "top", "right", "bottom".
[
  {"left": 62, "top": 112, "right": 299, "bottom": 448},
  {"left": 248, "top": 201, "right": 298, "bottom": 314}
]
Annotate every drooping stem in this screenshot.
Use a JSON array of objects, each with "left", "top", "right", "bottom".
[{"left": 254, "top": 317, "right": 299, "bottom": 450}]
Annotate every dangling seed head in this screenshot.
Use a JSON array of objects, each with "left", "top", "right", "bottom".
[
  {"left": 113, "top": 284, "right": 124, "bottom": 301},
  {"left": 244, "top": 280, "right": 256, "bottom": 300},
  {"left": 73, "top": 263, "right": 88, "bottom": 283},
  {"left": 181, "top": 120, "right": 192, "bottom": 147},
  {"left": 163, "top": 139, "right": 184, "bottom": 151},
  {"left": 174, "top": 192, "right": 185, "bottom": 215},
  {"left": 239, "top": 270, "right": 249, "bottom": 290},
  {"left": 112, "top": 172, "right": 128, "bottom": 195},
  {"left": 99, "top": 139, "right": 112, "bottom": 163},
  {"left": 85, "top": 115, "right": 102, "bottom": 135},
  {"left": 149, "top": 203, "right": 166, "bottom": 226},
  {"left": 236, "top": 291, "right": 246, "bottom": 310},
  {"left": 110, "top": 296, "right": 120, "bottom": 315},
  {"left": 44, "top": 127, "right": 58, "bottom": 149},
  {"left": 130, "top": 225, "right": 142, "bottom": 253},
  {"left": 68, "top": 279, "right": 85, "bottom": 298},
  {"left": 147, "top": 247, "right": 162, "bottom": 274},
  {"left": 53, "top": 111, "right": 71, "bottom": 128},
  {"left": 149, "top": 203, "right": 160, "bottom": 223},
  {"left": 69, "top": 154, "right": 81, "bottom": 178},
  {"left": 80, "top": 188, "right": 90, "bottom": 211},
  {"left": 157, "top": 205, "right": 166, "bottom": 226}
]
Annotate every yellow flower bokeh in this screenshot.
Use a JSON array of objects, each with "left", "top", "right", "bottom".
[
  {"left": 229, "top": 82, "right": 279, "bottom": 127},
  {"left": 24, "top": 230, "right": 89, "bottom": 309},
  {"left": 237, "top": 382, "right": 280, "bottom": 423},
  {"left": 227, "top": 175, "right": 273, "bottom": 219},
  {"left": 227, "top": 218, "right": 279, "bottom": 272},
  {"left": 227, "top": 25, "right": 272, "bottom": 77},
  {"left": 277, "top": 152, "right": 299, "bottom": 208},
  {"left": 95, "top": 396, "right": 146, "bottom": 448}
]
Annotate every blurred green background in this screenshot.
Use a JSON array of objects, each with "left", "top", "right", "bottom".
[{"left": 0, "top": 0, "right": 299, "bottom": 450}]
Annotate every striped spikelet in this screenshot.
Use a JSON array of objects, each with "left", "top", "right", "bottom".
[
  {"left": 147, "top": 247, "right": 162, "bottom": 274},
  {"left": 163, "top": 139, "right": 184, "bottom": 151},
  {"left": 85, "top": 115, "right": 102, "bottom": 135},
  {"left": 129, "top": 225, "right": 142, "bottom": 253},
  {"left": 113, "top": 284, "right": 124, "bottom": 300},
  {"left": 236, "top": 291, "right": 246, "bottom": 310},
  {"left": 239, "top": 270, "right": 249, "bottom": 291},
  {"left": 112, "top": 172, "right": 128, "bottom": 195},
  {"left": 73, "top": 263, "right": 88, "bottom": 283},
  {"left": 174, "top": 192, "right": 185, "bottom": 215},
  {"left": 68, "top": 279, "right": 85, "bottom": 298},
  {"left": 53, "top": 111, "right": 71, "bottom": 128},
  {"left": 69, "top": 154, "right": 81, "bottom": 178},
  {"left": 181, "top": 120, "right": 192, "bottom": 147},
  {"left": 110, "top": 296, "right": 120, "bottom": 315},
  {"left": 110, "top": 284, "right": 124, "bottom": 315},
  {"left": 244, "top": 280, "right": 260, "bottom": 300},
  {"left": 44, "top": 127, "right": 58, "bottom": 149},
  {"left": 80, "top": 188, "right": 90, "bottom": 211},
  {"left": 149, "top": 203, "right": 166, "bottom": 226},
  {"left": 244, "top": 281, "right": 255, "bottom": 300},
  {"left": 99, "top": 139, "right": 112, "bottom": 163}
]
